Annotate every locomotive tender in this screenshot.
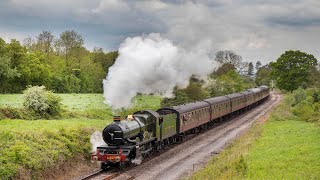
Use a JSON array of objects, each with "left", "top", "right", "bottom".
[{"left": 92, "top": 86, "right": 270, "bottom": 169}]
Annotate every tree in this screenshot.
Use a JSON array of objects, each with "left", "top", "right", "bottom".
[
  {"left": 36, "top": 31, "right": 54, "bottom": 60},
  {"left": 0, "top": 56, "right": 21, "bottom": 93},
  {"left": 57, "top": 30, "right": 84, "bottom": 68},
  {"left": 307, "top": 66, "right": 320, "bottom": 88},
  {"left": 207, "top": 70, "right": 254, "bottom": 96},
  {"left": 255, "top": 61, "right": 262, "bottom": 71},
  {"left": 18, "top": 52, "right": 52, "bottom": 88},
  {"left": 247, "top": 62, "right": 254, "bottom": 76},
  {"left": 23, "top": 37, "right": 37, "bottom": 52},
  {"left": 271, "top": 50, "right": 318, "bottom": 92},
  {"left": 210, "top": 63, "right": 236, "bottom": 78},
  {"left": 214, "top": 50, "right": 248, "bottom": 74},
  {"left": 92, "top": 48, "right": 119, "bottom": 73},
  {"left": 6, "top": 39, "right": 27, "bottom": 68},
  {"left": 255, "top": 65, "right": 271, "bottom": 86},
  {"left": 0, "top": 38, "right": 7, "bottom": 55},
  {"left": 0, "top": 56, "right": 20, "bottom": 78},
  {"left": 160, "top": 76, "right": 208, "bottom": 107},
  {"left": 215, "top": 50, "right": 242, "bottom": 68}
]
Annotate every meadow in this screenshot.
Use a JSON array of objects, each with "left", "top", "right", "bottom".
[
  {"left": 0, "top": 93, "right": 162, "bottom": 179},
  {"left": 190, "top": 93, "right": 320, "bottom": 179}
]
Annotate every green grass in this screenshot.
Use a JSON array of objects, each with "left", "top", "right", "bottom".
[
  {"left": 191, "top": 97, "right": 320, "bottom": 180},
  {"left": 0, "top": 94, "right": 162, "bottom": 120},
  {"left": 246, "top": 120, "right": 320, "bottom": 179},
  {"left": 0, "top": 94, "right": 23, "bottom": 108},
  {"left": 0, "top": 93, "right": 162, "bottom": 179},
  {"left": 0, "top": 94, "right": 109, "bottom": 111},
  {"left": 0, "top": 118, "right": 110, "bottom": 132},
  {"left": 0, "top": 93, "right": 162, "bottom": 111}
]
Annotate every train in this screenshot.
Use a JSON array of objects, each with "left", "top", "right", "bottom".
[{"left": 92, "top": 86, "right": 270, "bottom": 169}]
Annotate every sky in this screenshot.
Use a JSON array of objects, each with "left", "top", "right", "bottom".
[{"left": 0, "top": 0, "right": 319, "bottom": 64}]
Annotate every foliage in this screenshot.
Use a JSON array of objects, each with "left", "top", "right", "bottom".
[
  {"left": 56, "top": 30, "right": 84, "bottom": 62},
  {"left": 161, "top": 76, "right": 209, "bottom": 107},
  {"left": 207, "top": 70, "right": 254, "bottom": 97},
  {"left": 23, "top": 86, "right": 62, "bottom": 118},
  {"left": 214, "top": 50, "right": 248, "bottom": 74},
  {"left": 0, "top": 56, "right": 20, "bottom": 79},
  {"left": 307, "top": 66, "right": 320, "bottom": 88},
  {"left": 0, "top": 124, "right": 100, "bottom": 179},
  {"left": 215, "top": 50, "right": 242, "bottom": 67},
  {"left": 0, "top": 32, "right": 118, "bottom": 93},
  {"left": 162, "top": 65, "right": 255, "bottom": 108},
  {"left": 287, "top": 88, "right": 320, "bottom": 123},
  {"left": 255, "top": 65, "right": 271, "bottom": 86},
  {"left": 92, "top": 48, "right": 118, "bottom": 73},
  {"left": 209, "top": 63, "right": 236, "bottom": 77},
  {"left": 271, "top": 50, "right": 318, "bottom": 92}
]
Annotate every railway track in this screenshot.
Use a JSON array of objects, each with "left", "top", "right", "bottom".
[
  {"left": 78, "top": 168, "right": 136, "bottom": 180},
  {"left": 79, "top": 92, "right": 281, "bottom": 180},
  {"left": 79, "top": 170, "right": 119, "bottom": 180}
]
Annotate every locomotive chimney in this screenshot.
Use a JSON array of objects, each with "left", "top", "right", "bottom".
[{"left": 113, "top": 115, "right": 121, "bottom": 123}]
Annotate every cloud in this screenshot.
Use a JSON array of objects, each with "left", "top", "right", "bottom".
[
  {"left": 0, "top": 0, "right": 319, "bottom": 63},
  {"left": 92, "top": 0, "right": 130, "bottom": 13}
]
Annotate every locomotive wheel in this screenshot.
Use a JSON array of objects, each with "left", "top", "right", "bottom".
[
  {"left": 119, "top": 162, "right": 125, "bottom": 171},
  {"left": 101, "top": 163, "right": 109, "bottom": 171}
]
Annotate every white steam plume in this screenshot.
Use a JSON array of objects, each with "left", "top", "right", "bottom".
[
  {"left": 103, "top": 33, "right": 215, "bottom": 109},
  {"left": 90, "top": 131, "right": 105, "bottom": 152}
]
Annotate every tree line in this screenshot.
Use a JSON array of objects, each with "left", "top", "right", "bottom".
[
  {"left": 0, "top": 30, "right": 118, "bottom": 93},
  {"left": 1, "top": 30, "right": 318, "bottom": 95},
  {"left": 161, "top": 50, "right": 319, "bottom": 107}
]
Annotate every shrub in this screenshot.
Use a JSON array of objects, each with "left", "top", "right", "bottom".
[
  {"left": 292, "top": 88, "right": 307, "bottom": 106},
  {"left": 23, "top": 86, "right": 62, "bottom": 118},
  {"left": 312, "top": 89, "right": 320, "bottom": 103}
]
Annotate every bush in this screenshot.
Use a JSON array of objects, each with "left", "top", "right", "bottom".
[
  {"left": 292, "top": 87, "right": 307, "bottom": 106},
  {"left": 23, "top": 86, "right": 62, "bottom": 118}
]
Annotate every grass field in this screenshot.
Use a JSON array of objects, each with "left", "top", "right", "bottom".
[
  {"left": 246, "top": 120, "right": 320, "bottom": 179},
  {"left": 191, "top": 96, "right": 320, "bottom": 179},
  {"left": 0, "top": 93, "right": 162, "bottom": 111},
  {"left": 0, "top": 93, "right": 162, "bottom": 179}
]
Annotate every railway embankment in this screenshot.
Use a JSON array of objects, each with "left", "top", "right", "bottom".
[
  {"left": 191, "top": 90, "right": 320, "bottom": 179},
  {"left": 0, "top": 94, "right": 161, "bottom": 179}
]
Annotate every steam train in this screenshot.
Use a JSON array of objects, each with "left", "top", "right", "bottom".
[{"left": 92, "top": 86, "right": 270, "bottom": 169}]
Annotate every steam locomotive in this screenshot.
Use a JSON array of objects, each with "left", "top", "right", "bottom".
[{"left": 92, "top": 86, "right": 270, "bottom": 169}]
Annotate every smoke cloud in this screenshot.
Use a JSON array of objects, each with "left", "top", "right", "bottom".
[
  {"left": 90, "top": 131, "right": 105, "bottom": 152},
  {"left": 103, "top": 33, "right": 215, "bottom": 109}
]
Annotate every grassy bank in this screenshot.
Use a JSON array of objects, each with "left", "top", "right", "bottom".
[
  {"left": 0, "top": 93, "right": 162, "bottom": 179},
  {"left": 0, "top": 93, "right": 162, "bottom": 111},
  {"left": 191, "top": 93, "right": 320, "bottom": 179},
  {"left": 0, "top": 94, "right": 162, "bottom": 120}
]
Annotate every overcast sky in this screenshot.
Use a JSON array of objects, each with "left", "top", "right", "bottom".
[{"left": 0, "top": 0, "right": 319, "bottom": 64}]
